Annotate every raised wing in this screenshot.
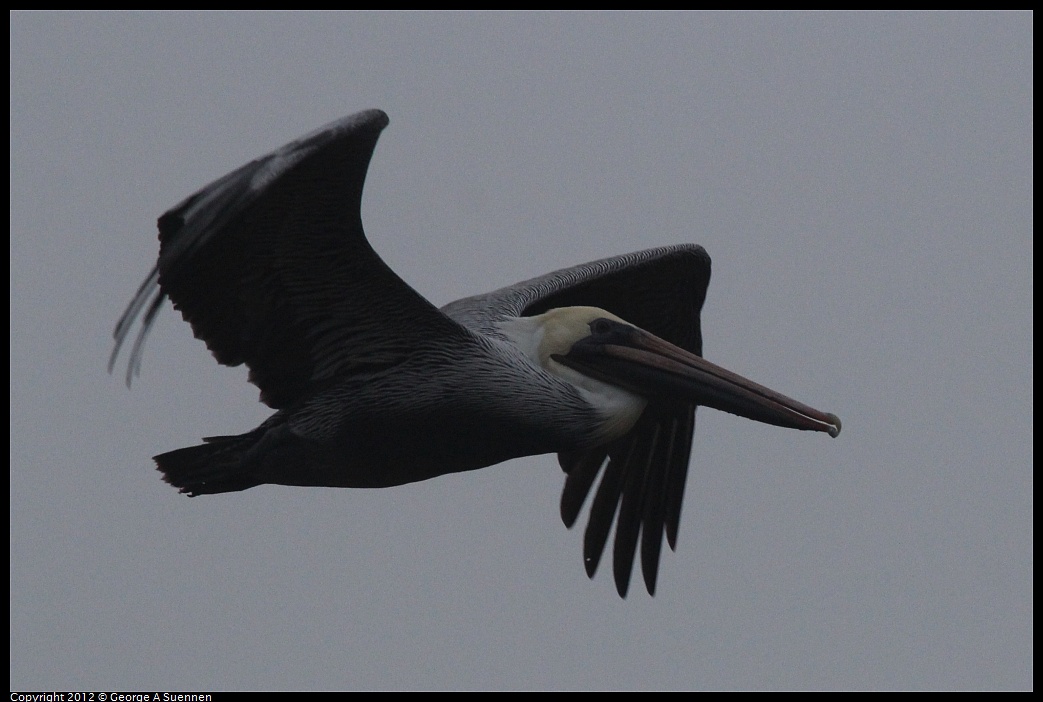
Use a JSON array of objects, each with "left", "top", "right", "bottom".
[
  {"left": 111, "top": 109, "right": 468, "bottom": 409},
  {"left": 442, "top": 244, "right": 711, "bottom": 596}
]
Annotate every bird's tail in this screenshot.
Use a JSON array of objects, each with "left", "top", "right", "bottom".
[{"left": 155, "top": 433, "right": 263, "bottom": 496}]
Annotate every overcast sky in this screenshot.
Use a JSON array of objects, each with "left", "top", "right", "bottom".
[{"left": 11, "top": 12, "right": 1032, "bottom": 690}]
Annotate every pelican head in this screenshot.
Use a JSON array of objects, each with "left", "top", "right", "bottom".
[
  {"left": 502, "top": 306, "right": 841, "bottom": 442},
  {"left": 500, "top": 307, "right": 651, "bottom": 442}
]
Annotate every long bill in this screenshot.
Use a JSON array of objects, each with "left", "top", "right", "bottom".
[{"left": 555, "top": 326, "right": 841, "bottom": 438}]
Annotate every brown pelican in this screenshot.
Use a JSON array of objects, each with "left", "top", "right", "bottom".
[{"left": 111, "top": 109, "right": 840, "bottom": 597}]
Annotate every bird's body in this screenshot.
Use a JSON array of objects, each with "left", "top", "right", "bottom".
[{"left": 112, "top": 109, "right": 840, "bottom": 596}]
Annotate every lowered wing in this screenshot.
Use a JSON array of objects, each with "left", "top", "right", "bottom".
[{"left": 442, "top": 244, "right": 711, "bottom": 596}]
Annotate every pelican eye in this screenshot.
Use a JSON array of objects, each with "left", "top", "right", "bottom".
[{"left": 590, "top": 318, "right": 615, "bottom": 337}]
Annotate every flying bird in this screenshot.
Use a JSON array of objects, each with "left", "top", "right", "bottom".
[{"left": 111, "top": 109, "right": 841, "bottom": 597}]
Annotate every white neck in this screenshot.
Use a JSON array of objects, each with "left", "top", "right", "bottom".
[{"left": 498, "top": 311, "right": 648, "bottom": 442}]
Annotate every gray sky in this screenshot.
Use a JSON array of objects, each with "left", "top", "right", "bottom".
[{"left": 10, "top": 12, "right": 1032, "bottom": 690}]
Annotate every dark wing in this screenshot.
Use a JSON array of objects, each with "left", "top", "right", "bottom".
[
  {"left": 111, "top": 109, "right": 468, "bottom": 408},
  {"left": 442, "top": 245, "right": 711, "bottom": 596}
]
